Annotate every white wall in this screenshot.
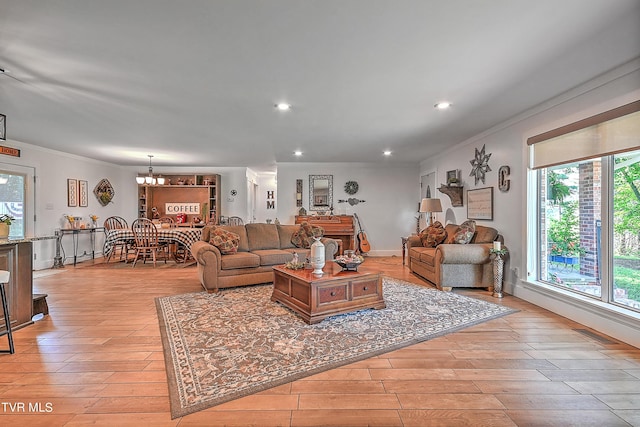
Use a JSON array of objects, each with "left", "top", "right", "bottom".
[
  {"left": 255, "top": 173, "right": 277, "bottom": 223},
  {"left": 2, "top": 141, "right": 135, "bottom": 269},
  {"left": 276, "top": 162, "right": 419, "bottom": 256},
  {"left": 420, "top": 58, "right": 640, "bottom": 346},
  {"left": 1, "top": 144, "right": 253, "bottom": 269},
  {"left": 419, "top": 131, "right": 523, "bottom": 284}
]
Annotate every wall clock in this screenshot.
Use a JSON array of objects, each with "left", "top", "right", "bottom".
[{"left": 344, "top": 180, "right": 359, "bottom": 195}]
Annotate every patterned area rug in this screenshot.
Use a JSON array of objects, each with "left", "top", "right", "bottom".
[{"left": 156, "top": 277, "right": 517, "bottom": 419}]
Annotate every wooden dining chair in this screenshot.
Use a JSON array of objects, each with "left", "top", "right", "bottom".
[
  {"left": 227, "top": 216, "right": 244, "bottom": 226},
  {"left": 103, "top": 216, "right": 133, "bottom": 263},
  {"left": 158, "top": 216, "right": 182, "bottom": 260},
  {"left": 158, "top": 217, "right": 177, "bottom": 228},
  {"left": 131, "top": 218, "right": 168, "bottom": 267}
]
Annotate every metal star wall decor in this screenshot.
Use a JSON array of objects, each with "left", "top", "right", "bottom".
[{"left": 469, "top": 144, "right": 492, "bottom": 185}]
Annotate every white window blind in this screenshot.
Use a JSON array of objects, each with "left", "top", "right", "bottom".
[{"left": 528, "top": 100, "right": 640, "bottom": 169}]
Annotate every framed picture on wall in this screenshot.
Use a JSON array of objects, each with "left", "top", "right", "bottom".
[
  {"left": 79, "top": 180, "right": 89, "bottom": 207},
  {"left": 467, "top": 187, "right": 493, "bottom": 220},
  {"left": 67, "top": 179, "right": 78, "bottom": 207},
  {"left": 446, "top": 169, "right": 459, "bottom": 185},
  {"left": 0, "top": 114, "right": 5, "bottom": 140}
]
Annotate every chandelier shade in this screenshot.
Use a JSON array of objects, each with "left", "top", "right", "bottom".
[{"left": 136, "top": 155, "right": 165, "bottom": 185}]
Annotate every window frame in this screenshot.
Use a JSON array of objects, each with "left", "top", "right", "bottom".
[{"left": 527, "top": 101, "right": 640, "bottom": 314}]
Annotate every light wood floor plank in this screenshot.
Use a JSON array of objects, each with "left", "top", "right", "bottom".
[{"left": 0, "top": 256, "right": 636, "bottom": 426}]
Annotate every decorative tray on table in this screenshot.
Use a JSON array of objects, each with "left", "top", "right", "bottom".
[{"left": 334, "top": 254, "right": 365, "bottom": 271}]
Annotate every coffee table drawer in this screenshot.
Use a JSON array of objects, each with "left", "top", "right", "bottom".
[
  {"left": 318, "top": 284, "right": 348, "bottom": 304},
  {"left": 352, "top": 278, "right": 379, "bottom": 298}
]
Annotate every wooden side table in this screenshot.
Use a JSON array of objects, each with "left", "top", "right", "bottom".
[{"left": 401, "top": 237, "right": 409, "bottom": 265}]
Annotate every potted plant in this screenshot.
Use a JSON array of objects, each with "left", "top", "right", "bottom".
[
  {"left": 549, "top": 243, "right": 583, "bottom": 265},
  {"left": 548, "top": 201, "right": 584, "bottom": 266},
  {"left": 0, "top": 214, "right": 15, "bottom": 239},
  {"left": 99, "top": 192, "right": 112, "bottom": 205}
]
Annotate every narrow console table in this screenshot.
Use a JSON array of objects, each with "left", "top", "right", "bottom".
[
  {"left": 53, "top": 227, "right": 106, "bottom": 267},
  {"left": 295, "top": 215, "right": 355, "bottom": 255}
]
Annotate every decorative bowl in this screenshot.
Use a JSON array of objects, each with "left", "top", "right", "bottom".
[{"left": 334, "top": 254, "right": 365, "bottom": 271}]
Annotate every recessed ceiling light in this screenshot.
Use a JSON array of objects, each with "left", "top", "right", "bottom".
[
  {"left": 383, "top": 150, "right": 392, "bottom": 156},
  {"left": 275, "top": 103, "right": 291, "bottom": 111},
  {"left": 294, "top": 151, "right": 302, "bottom": 156},
  {"left": 434, "top": 102, "right": 451, "bottom": 110}
]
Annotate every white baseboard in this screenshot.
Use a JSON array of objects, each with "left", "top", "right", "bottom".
[{"left": 364, "top": 250, "right": 402, "bottom": 258}]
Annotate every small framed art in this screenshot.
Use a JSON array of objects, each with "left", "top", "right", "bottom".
[
  {"left": 0, "top": 114, "right": 5, "bottom": 140},
  {"left": 446, "top": 169, "right": 459, "bottom": 185},
  {"left": 67, "top": 179, "right": 78, "bottom": 207},
  {"left": 79, "top": 180, "right": 89, "bottom": 207}
]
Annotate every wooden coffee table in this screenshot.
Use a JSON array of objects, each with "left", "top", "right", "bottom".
[{"left": 271, "top": 263, "right": 385, "bottom": 324}]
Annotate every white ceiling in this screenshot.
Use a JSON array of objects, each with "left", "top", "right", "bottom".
[{"left": 1, "top": 1, "right": 639, "bottom": 172}]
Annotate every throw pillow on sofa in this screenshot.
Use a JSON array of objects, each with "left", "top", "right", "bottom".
[
  {"left": 209, "top": 227, "right": 240, "bottom": 254},
  {"left": 419, "top": 221, "right": 447, "bottom": 248},
  {"left": 454, "top": 220, "right": 476, "bottom": 244},
  {"left": 291, "top": 222, "right": 324, "bottom": 249}
]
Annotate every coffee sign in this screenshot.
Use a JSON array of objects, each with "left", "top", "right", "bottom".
[{"left": 165, "top": 203, "right": 200, "bottom": 214}]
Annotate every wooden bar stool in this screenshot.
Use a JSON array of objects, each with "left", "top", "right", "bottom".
[{"left": 0, "top": 270, "right": 14, "bottom": 354}]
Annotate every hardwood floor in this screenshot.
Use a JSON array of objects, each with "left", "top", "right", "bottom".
[{"left": 1, "top": 256, "right": 639, "bottom": 426}]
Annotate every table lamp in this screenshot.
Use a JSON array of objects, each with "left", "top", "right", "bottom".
[{"left": 420, "top": 198, "right": 443, "bottom": 227}]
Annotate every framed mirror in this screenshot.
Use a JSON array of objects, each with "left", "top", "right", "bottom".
[{"left": 309, "top": 175, "right": 333, "bottom": 212}]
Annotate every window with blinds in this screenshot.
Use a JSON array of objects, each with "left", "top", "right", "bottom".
[{"left": 528, "top": 100, "right": 640, "bottom": 312}]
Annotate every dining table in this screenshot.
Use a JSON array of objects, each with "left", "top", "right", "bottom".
[{"left": 103, "top": 227, "right": 203, "bottom": 262}]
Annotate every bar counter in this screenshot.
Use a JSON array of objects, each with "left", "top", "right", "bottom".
[{"left": 0, "top": 239, "right": 34, "bottom": 332}]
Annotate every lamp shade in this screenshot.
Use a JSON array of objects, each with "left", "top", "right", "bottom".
[{"left": 419, "top": 198, "right": 442, "bottom": 213}]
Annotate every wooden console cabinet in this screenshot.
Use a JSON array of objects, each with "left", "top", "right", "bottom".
[
  {"left": 295, "top": 215, "right": 355, "bottom": 254},
  {"left": 0, "top": 241, "right": 33, "bottom": 333},
  {"left": 138, "top": 174, "right": 221, "bottom": 224}
]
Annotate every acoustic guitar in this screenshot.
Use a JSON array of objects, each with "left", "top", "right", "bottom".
[{"left": 353, "top": 213, "right": 371, "bottom": 253}]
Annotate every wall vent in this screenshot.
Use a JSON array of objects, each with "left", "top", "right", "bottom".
[{"left": 574, "top": 328, "right": 617, "bottom": 345}]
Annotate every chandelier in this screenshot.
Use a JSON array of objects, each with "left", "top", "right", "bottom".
[{"left": 135, "top": 155, "right": 165, "bottom": 185}]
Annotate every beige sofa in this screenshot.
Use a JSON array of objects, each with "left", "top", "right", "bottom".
[
  {"left": 407, "top": 223, "right": 505, "bottom": 291},
  {"left": 190, "top": 223, "right": 339, "bottom": 292}
]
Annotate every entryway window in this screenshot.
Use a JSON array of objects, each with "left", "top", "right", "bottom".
[
  {"left": 0, "top": 171, "right": 25, "bottom": 238},
  {"left": 529, "top": 101, "right": 640, "bottom": 312}
]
